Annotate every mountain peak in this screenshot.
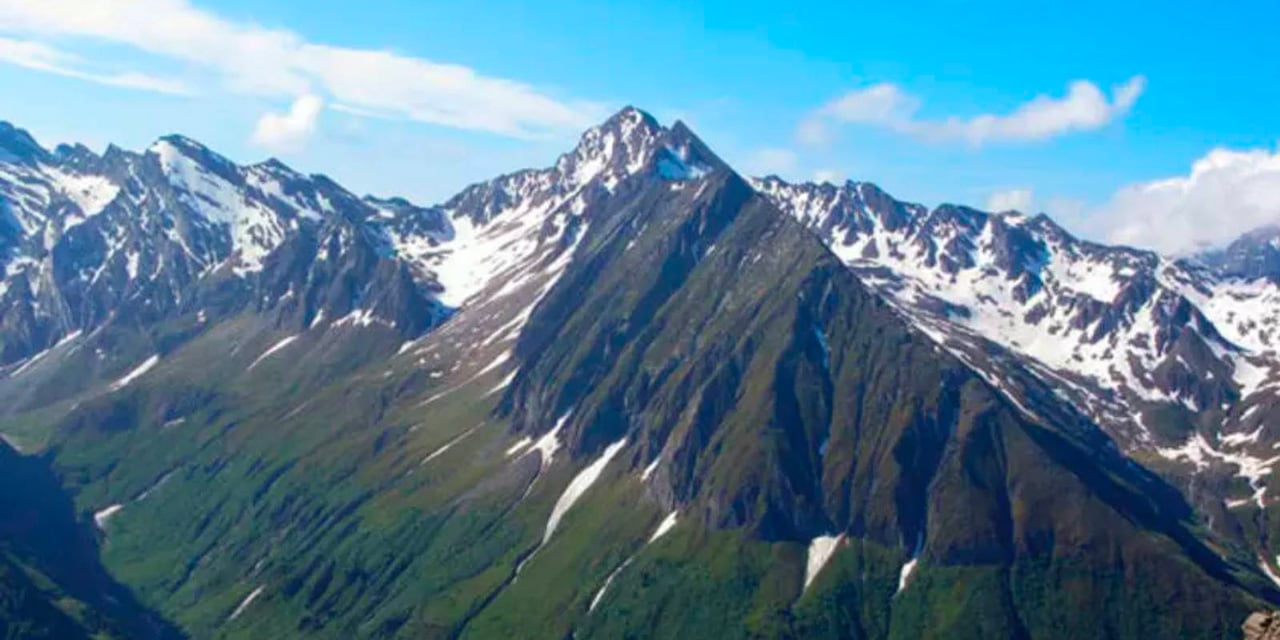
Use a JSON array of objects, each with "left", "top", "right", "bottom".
[
  {"left": 0, "top": 121, "right": 49, "bottom": 164},
  {"left": 148, "top": 133, "right": 240, "bottom": 182},
  {"left": 148, "top": 134, "right": 236, "bottom": 165},
  {"left": 554, "top": 106, "right": 718, "bottom": 189},
  {"left": 251, "top": 157, "right": 302, "bottom": 178},
  {"left": 1197, "top": 223, "right": 1280, "bottom": 280},
  {"left": 600, "top": 105, "right": 660, "bottom": 131}
]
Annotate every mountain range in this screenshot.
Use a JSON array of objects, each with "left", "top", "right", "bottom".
[{"left": 1, "top": 107, "right": 1278, "bottom": 638}]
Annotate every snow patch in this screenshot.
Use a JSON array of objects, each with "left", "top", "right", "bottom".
[
  {"left": 640, "top": 458, "right": 660, "bottom": 481},
  {"left": 589, "top": 558, "right": 633, "bottom": 613},
  {"left": 108, "top": 355, "right": 159, "bottom": 391},
  {"left": 803, "top": 534, "right": 844, "bottom": 591},
  {"left": 247, "top": 335, "right": 297, "bottom": 370},
  {"left": 505, "top": 436, "right": 533, "bottom": 457},
  {"left": 1262, "top": 558, "right": 1280, "bottom": 589},
  {"left": 897, "top": 557, "right": 919, "bottom": 594},
  {"left": 1157, "top": 433, "right": 1280, "bottom": 508},
  {"left": 517, "top": 411, "right": 572, "bottom": 469},
  {"left": 543, "top": 438, "right": 627, "bottom": 543},
  {"left": 649, "top": 511, "right": 678, "bottom": 543},
  {"left": 421, "top": 424, "right": 481, "bottom": 465},
  {"left": 228, "top": 585, "right": 265, "bottom": 621},
  {"left": 93, "top": 504, "right": 123, "bottom": 529}
]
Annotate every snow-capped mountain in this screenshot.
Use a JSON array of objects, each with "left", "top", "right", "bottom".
[
  {"left": 1, "top": 107, "right": 1276, "bottom": 639},
  {"left": 414, "top": 106, "right": 717, "bottom": 308},
  {"left": 0, "top": 107, "right": 719, "bottom": 417},
  {"left": 1200, "top": 224, "right": 1280, "bottom": 281},
  {"left": 8, "top": 106, "right": 1280, "bottom": 525},
  {"left": 0, "top": 128, "right": 457, "bottom": 367},
  {"left": 753, "top": 175, "right": 1280, "bottom": 538}
]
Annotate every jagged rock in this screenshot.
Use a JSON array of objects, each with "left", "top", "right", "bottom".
[{"left": 1244, "top": 611, "right": 1280, "bottom": 640}]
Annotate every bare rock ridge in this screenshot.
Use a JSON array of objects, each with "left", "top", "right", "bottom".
[{"left": 1, "top": 106, "right": 1279, "bottom": 638}]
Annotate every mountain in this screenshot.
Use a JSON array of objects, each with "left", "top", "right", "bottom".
[
  {"left": 754, "top": 176, "right": 1280, "bottom": 581},
  {"left": 0, "top": 124, "right": 468, "bottom": 426},
  {"left": 0, "top": 108, "right": 1276, "bottom": 639},
  {"left": 1200, "top": 225, "right": 1280, "bottom": 281},
  {"left": 0, "top": 439, "right": 181, "bottom": 639}
]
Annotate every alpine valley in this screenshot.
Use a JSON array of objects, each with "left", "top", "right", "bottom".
[{"left": 3, "top": 107, "right": 1280, "bottom": 639}]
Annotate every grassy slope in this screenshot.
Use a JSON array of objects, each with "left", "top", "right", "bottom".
[
  {"left": 0, "top": 167, "right": 1272, "bottom": 639},
  {"left": 0, "top": 439, "right": 181, "bottom": 639}
]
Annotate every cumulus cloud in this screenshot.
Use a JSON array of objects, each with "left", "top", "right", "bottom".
[
  {"left": 0, "top": 36, "right": 188, "bottom": 94},
  {"left": 0, "top": 0, "right": 603, "bottom": 138},
  {"left": 1093, "top": 146, "right": 1280, "bottom": 255},
  {"left": 251, "top": 94, "right": 323, "bottom": 152},
  {"left": 986, "top": 188, "right": 1034, "bottom": 213},
  {"left": 799, "top": 76, "right": 1145, "bottom": 147}
]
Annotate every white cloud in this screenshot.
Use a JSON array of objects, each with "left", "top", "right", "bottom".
[
  {"left": 795, "top": 117, "right": 830, "bottom": 147},
  {"left": 0, "top": 36, "right": 188, "bottom": 94},
  {"left": 813, "top": 169, "right": 842, "bottom": 184},
  {"left": 800, "top": 76, "right": 1145, "bottom": 147},
  {"left": 986, "top": 188, "right": 1034, "bottom": 213},
  {"left": 251, "top": 94, "right": 323, "bottom": 152},
  {"left": 743, "top": 147, "right": 798, "bottom": 176},
  {"left": 820, "top": 83, "right": 919, "bottom": 124},
  {"left": 0, "top": 0, "right": 603, "bottom": 138},
  {"left": 1091, "top": 146, "right": 1280, "bottom": 255}
]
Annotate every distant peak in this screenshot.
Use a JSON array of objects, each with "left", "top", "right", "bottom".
[
  {"left": 52, "top": 142, "right": 102, "bottom": 170},
  {"left": 151, "top": 134, "right": 210, "bottom": 154},
  {"left": 0, "top": 121, "right": 49, "bottom": 164},
  {"left": 252, "top": 157, "right": 300, "bottom": 177}
]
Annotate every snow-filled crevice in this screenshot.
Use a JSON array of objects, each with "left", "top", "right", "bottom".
[
  {"left": 803, "top": 534, "right": 844, "bottom": 592},
  {"left": 543, "top": 438, "right": 628, "bottom": 543}
]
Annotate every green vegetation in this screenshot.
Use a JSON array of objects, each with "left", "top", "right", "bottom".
[{"left": 0, "top": 168, "right": 1271, "bottom": 639}]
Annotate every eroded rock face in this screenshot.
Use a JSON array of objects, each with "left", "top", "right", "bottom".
[{"left": 1244, "top": 612, "right": 1280, "bottom": 640}]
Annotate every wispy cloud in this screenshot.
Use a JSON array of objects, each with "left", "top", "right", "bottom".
[
  {"left": 251, "top": 94, "right": 323, "bottom": 153},
  {"left": 0, "top": 0, "right": 604, "bottom": 138},
  {"left": 743, "top": 147, "right": 799, "bottom": 177},
  {"left": 812, "top": 169, "right": 842, "bottom": 185},
  {"left": 0, "top": 36, "right": 189, "bottom": 94},
  {"left": 986, "top": 188, "right": 1034, "bottom": 213},
  {"left": 799, "top": 77, "right": 1146, "bottom": 147},
  {"left": 1085, "top": 146, "right": 1280, "bottom": 255}
]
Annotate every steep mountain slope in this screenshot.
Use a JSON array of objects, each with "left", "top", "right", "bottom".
[
  {"left": 0, "top": 439, "right": 180, "bottom": 639},
  {"left": 0, "top": 109, "right": 1274, "bottom": 639},
  {"left": 754, "top": 176, "right": 1280, "bottom": 578},
  {"left": 0, "top": 121, "right": 460, "bottom": 435}
]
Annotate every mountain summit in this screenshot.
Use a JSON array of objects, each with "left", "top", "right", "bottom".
[{"left": 0, "top": 109, "right": 1277, "bottom": 639}]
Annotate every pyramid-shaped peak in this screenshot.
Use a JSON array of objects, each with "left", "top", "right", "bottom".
[
  {"left": 600, "top": 105, "right": 661, "bottom": 131},
  {"left": 554, "top": 105, "right": 722, "bottom": 186}
]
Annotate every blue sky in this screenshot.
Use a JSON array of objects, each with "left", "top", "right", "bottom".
[{"left": 1, "top": 0, "right": 1278, "bottom": 253}]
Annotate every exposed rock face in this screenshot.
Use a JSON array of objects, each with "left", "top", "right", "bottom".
[
  {"left": 755, "top": 175, "right": 1280, "bottom": 572},
  {"left": 2, "top": 107, "right": 1279, "bottom": 639},
  {"left": 1244, "top": 611, "right": 1280, "bottom": 640},
  {"left": 1200, "top": 225, "right": 1280, "bottom": 281}
]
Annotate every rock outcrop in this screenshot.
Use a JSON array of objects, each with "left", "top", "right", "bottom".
[{"left": 1245, "top": 612, "right": 1280, "bottom": 640}]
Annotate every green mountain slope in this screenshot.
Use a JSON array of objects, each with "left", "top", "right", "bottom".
[
  {"left": 0, "top": 111, "right": 1273, "bottom": 639},
  {"left": 0, "top": 440, "right": 181, "bottom": 639}
]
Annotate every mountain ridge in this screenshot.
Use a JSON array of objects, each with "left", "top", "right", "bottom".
[{"left": 1, "top": 107, "right": 1279, "bottom": 638}]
